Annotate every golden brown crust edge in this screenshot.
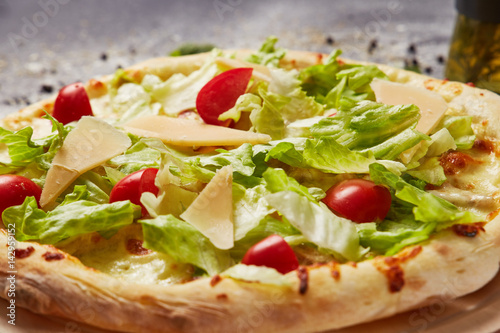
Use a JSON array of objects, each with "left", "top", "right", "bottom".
[
  {"left": 1, "top": 50, "right": 500, "bottom": 333},
  {"left": 3, "top": 225, "right": 500, "bottom": 333}
]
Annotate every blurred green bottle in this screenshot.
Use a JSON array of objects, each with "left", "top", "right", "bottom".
[{"left": 445, "top": 0, "right": 500, "bottom": 93}]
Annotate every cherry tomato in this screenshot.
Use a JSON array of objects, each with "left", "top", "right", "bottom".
[
  {"left": 196, "top": 68, "right": 253, "bottom": 126},
  {"left": 322, "top": 179, "right": 392, "bottom": 223},
  {"left": 52, "top": 82, "right": 94, "bottom": 125},
  {"left": 109, "top": 168, "right": 159, "bottom": 216},
  {"left": 242, "top": 235, "right": 299, "bottom": 274},
  {"left": 0, "top": 175, "right": 42, "bottom": 217}
]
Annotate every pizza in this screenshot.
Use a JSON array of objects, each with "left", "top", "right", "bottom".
[{"left": 1, "top": 37, "right": 500, "bottom": 332}]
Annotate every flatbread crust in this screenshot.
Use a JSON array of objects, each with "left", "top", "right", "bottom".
[{"left": 2, "top": 50, "right": 500, "bottom": 333}]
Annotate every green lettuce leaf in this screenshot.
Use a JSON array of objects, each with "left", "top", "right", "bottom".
[
  {"left": 426, "top": 128, "right": 457, "bottom": 157},
  {"left": 140, "top": 214, "right": 233, "bottom": 275},
  {"left": 169, "top": 43, "right": 216, "bottom": 56},
  {"left": 64, "top": 171, "right": 113, "bottom": 204},
  {"left": 264, "top": 137, "right": 377, "bottom": 174},
  {"left": 141, "top": 153, "right": 199, "bottom": 218},
  {"left": 438, "top": 115, "right": 476, "bottom": 150},
  {"left": 0, "top": 127, "right": 43, "bottom": 164},
  {"left": 299, "top": 50, "right": 387, "bottom": 107},
  {"left": 141, "top": 186, "right": 197, "bottom": 219},
  {"left": 171, "top": 143, "right": 265, "bottom": 187},
  {"left": 266, "top": 191, "right": 365, "bottom": 261},
  {"left": 311, "top": 100, "right": 421, "bottom": 151},
  {"left": 285, "top": 116, "right": 327, "bottom": 138},
  {"left": 35, "top": 115, "right": 71, "bottom": 171},
  {"left": 246, "top": 36, "right": 286, "bottom": 67},
  {"left": 370, "top": 163, "right": 483, "bottom": 228},
  {"left": 112, "top": 83, "right": 151, "bottom": 116},
  {"left": 404, "top": 128, "right": 455, "bottom": 185},
  {"left": 268, "top": 68, "right": 324, "bottom": 122},
  {"left": 249, "top": 68, "right": 324, "bottom": 139},
  {"left": 111, "top": 82, "right": 161, "bottom": 124},
  {"left": 147, "top": 50, "right": 221, "bottom": 116},
  {"left": 302, "top": 137, "right": 376, "bottom": 174},
  {"left": 108, "top": 138, "right": 166, "bottom": 174},
  {"left": 357, "top": 219, "right": 436, "bottom": 256},
  {"left": 3, "top": 186, "right": 140, "bottom": 244},
  {"left": 406, "top": 128, "right": 456, "bottom": 170},
  {"left": 299, "top": 50, "right": 343, "bottom": 104},
  {"left": 262, "top": 167, "right": 317, "bottom": 201},
  {"left": 233, "top": 183, "right": 275, "bottom": 241},
  {"left": 266, "top": 141, "right": 308, "bottom": 168},
  {"left": 0, "top": 115, "right": 69, "bottom": 174},
  {"left": 218, "top": 93, "right": 262, "bottom": 122},
  {"left": 108, "top": 68, "right": 137, "bottom": 98},
  {"left": 335, "top": 64, "right": 387, "bottom": 101},
  {"left": 198, "top": 144, "right": 256, "bottom": 177},
  {"left": 103, "top": 166, "right": 126, "bottom": 186},
  {"left": 406, "top": 157, "right": 447, "bottom": 186},
  {"left": 149, "top": 147, "right": 270, "bottom": 222},
  {"left": 250, "top": 84, "right": 287, "bottom": 140},
  {"left": 166, "top": 150, "right": 216, "bottom": 185},
  {"left": 174, "top": 144, "right": 267, "bottom": 187},
  {"left": 323, "top": 76, "right": 347, "bottom": 109},
  {"left": 359, "top": 127, "right": 428, "bottom": 160}
]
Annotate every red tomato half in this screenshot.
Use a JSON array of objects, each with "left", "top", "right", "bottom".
[
  {"left": 0, "top": 175, "right": 42, "bottom": 217},
  {"left": 52, "top": 82, "right": 94, "bottom": 125},
  {"left": 322, "top": 179, "right": 392, "bottom": 223},
  {"left": 109, "top": 168, "right": 159, "bottom": 216},
  {"left": 196, "top": 68, "right": 253, "bottom": 126},
  {"left": 242, "top": 235, "right": 299, "bottom": 274}
]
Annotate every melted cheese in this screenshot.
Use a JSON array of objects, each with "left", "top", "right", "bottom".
[
  {"left": 79, "top": 244, "right": 193, "bottom": 285},
  {"left": 424, "top": 144, "right": 500, "bottom": 216},
  {"left": 124, "top": 115, "right": 271, "bottom": 146},
  {"left": 180, "top": 165, "right": 234, "bottom": 249},
  {"left": 40, "top": 117, "right": 131, "bottom": 207},
  {"left": 59, "top": 225, "right": 193, "bottom": 285},
  {"left": 429, "top": 187, "right": 496, "bottom": 213}
]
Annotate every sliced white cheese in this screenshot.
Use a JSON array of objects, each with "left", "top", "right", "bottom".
[
  {"left": 124, "top": 115, "right": 271, "bottom": 146},
  {"left": 371, "top": 78, "right": 449, "bottom": 163},
  {"left": 371, "top": 78, "right": 448, "bottom": 135},
  {"left": 42, "top": 165, "right": 80, "bottom": 208},
  {"left": 180, "top": 165, "right": 234, "bottom": 250},
  {"left": 215, "top": 57, "right": 271, "bottom": 82},
  {"left": 40, "top": 117, "right": 132, "bottom": 208}
]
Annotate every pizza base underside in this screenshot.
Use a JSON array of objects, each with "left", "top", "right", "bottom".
[{"left": 1, "top": 50, "right": 500, "bottom": 333}]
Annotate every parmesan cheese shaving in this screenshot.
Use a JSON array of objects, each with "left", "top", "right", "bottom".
[
  {"left": 40, "top": 117, "right": 132, "bottom": 208},
  {"left": 371, "top": 78, "right": 448, "bottom": 135},
  {"left": 180, "top": 165, "right": 234, "bottom": 250},
  {"left": 41, "top": 165, "right": 80, "bottom": 208},
  {"left": 124, "top": 115, "right": 271, "bottom": 146},
  {"left": 371, "top": 78, "right": 449, "bottom": 163}
]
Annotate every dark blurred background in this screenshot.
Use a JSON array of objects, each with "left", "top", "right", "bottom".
[{"left": 0, "top": 0, "right": 455, "bottom": 117}]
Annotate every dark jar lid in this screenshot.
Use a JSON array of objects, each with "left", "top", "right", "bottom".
[{"left": 456, "top": 0, "right": 500, "bottom": 23}]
